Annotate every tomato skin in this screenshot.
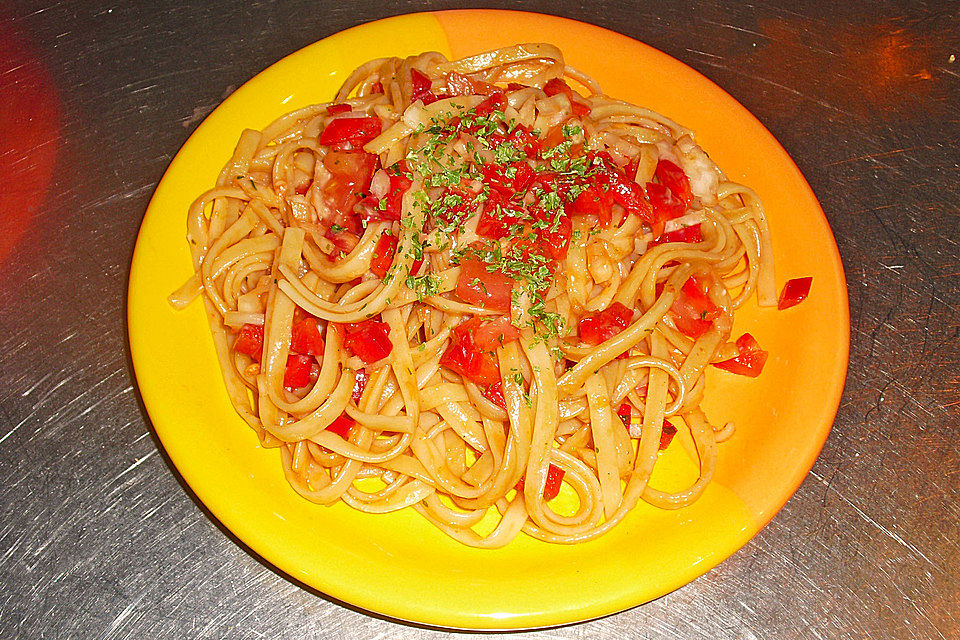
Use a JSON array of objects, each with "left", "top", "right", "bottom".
[
  {"left": 410, "top": 68, "right": 438, "bottom": 105},
  {"left": 713, "top": 333, "right": 768, "bottom": 377},
  {"left": 445, "top": 71, "right": 502, "bottom": 97},
  {"left": 777, "top": 277, "right": 813, "bottom": 310},
  {"left": 645, "top": 181, "right": 687, "bottom": 221},
  {"left": 483, "top": 381, "right": 506, "bottom": 409},
  {"left": 235, "top": 324, "right": 264, "bottom": 361},
  {"left": 370, "top": 233, "right": 398, "bottom": 278},
  {"left": 578, "top": 302, "right": 634, "bottom": 345},
  {"left": 326, "top": 413, "right": 355, "bottom": 438},
  {"left": 669, "top": 276, "right": 721, "bottom": 338},
  {"left": 290, "top": 317, "right": 324, "bottom": 356},
  {"left": 318, "top": 116, "right": 382, "bottom": 147},
  {"left": 654, "top": 159, "right": 694, "bottom": 208},
  {"left": 283, "top": 354, "right": 314, "bottom": 388},
  {"left": 455, "top": 258, "right": 515, "bottom": 313}
]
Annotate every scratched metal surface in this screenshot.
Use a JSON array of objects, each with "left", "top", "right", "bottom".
[{"left": 1, "top": 0, "right": 958, "bottom": 638}]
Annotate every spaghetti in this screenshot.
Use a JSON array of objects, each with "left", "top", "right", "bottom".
[{"left": 170, "top": 44, "right": 777, "bottom": 547}]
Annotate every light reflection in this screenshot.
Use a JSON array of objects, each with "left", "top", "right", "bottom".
[{"left": 0, "top": 12, "right": 61, "bottom": 266}]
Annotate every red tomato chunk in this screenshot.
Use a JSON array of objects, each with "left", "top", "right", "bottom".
[
  {"left": 439, "top": 316, "right": 518, "bottom": 386},
  {"left": 370, "top": 233, "right": 398, "bottom": 279},
  {"left": 335, "top": 319, "right": 393, "bottom": 364},
  {"left": 283, "top": 354, "right": 313, "bottom": 388},
  {"left": 515, "top": 464, "right": 566, "bottom": 501},
  {"left": 318, "top": 116, "right": 382, "bottom": 147},
  {"left": 326, "top": 413, "right": 355, "bottom": 439},
  {"left": 235, "top": 323, "right": 264, "bottom": 361},
  {"left": 777, "top": 276, "right": 813, "bottom": 310},
  {"left": 455, "top": 258, "right": 515, "bottom": 313},
  {"left": 669, "top": 276, "right": 720, "bottom": 338},
  {"left": 578, "top": 302, "right": 633, "bottom": 345},
  {"left": 290, "top": 316, "right": 324, "bottom": 356},
  {"left": 713, "top": 333, "right": 768, "bottom": 377}
]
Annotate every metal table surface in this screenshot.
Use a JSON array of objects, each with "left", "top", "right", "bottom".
[{"left": 1, "top": 1, "right": 957, "bottom": 638}]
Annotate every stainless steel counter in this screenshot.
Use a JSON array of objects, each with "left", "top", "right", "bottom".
[{"left": 1, "top": 1, "right": 957, "bottom": 638}]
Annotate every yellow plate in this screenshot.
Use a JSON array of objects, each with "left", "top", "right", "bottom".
[{"left": 128, "top": 10, "right": 849, "bottom": 630}]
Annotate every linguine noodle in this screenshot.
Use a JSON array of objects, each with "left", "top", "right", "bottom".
[{"left": 170, "top": 44, "right": 776, "bottom": 547}]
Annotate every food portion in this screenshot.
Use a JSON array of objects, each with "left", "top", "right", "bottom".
[{"left": 170, "top": 44, "right": 799, "bottom": 547}]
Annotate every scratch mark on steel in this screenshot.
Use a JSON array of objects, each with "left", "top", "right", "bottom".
[
  {"left": 109, "top": 449, "right": 157, "bottom": 484},
  {"left": 20, "top": 373, "right": 52, "bottom": 397},
  {"left": 812, "top": 471, "right": 943, "bottom": 574}
]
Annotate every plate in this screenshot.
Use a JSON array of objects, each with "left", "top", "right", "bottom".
[{"left": 128, "top": 10, "right": 849, "bottom": 630}]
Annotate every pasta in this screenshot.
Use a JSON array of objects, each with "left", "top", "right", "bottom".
[{"left": 170, "top": 44, "right": 778, "bottom": 547}]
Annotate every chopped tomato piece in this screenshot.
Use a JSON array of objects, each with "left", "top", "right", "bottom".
[
  {"left": 654, "top": 159, "right": 694, "bottom": 208},
  {"left": 410, "top": 68, "right": 438, "bottom": 105},
  {"left": 481, "top": 160, "right": 535, "bottom": 197},
  {"left": 483, "top": 381, "right": 506, "bottom": 409},
  {"left": 322, "top": 150, "right": 377, "bottom": 222},
  {"left": 589, "top": 153, "right": 652, "bottom": 221},
  {"left": 648, "top": 223, "right": 702, "bottom": 248},
  {"left": 283, "top": 354, "right": 313, "bottom": 388},
  {"left": 369, "top": 81, "right": 383, "bottom": 94},
  {"left": 669, "top": 276, "right": 720, "bottom": 338},
  {"left": 455, "top": 257, "right": 515, "bottom": 313},
  {"left": 235, "top": 323, "right": 264, "bottom": 361},
  {"left": 336, "top": 319, "right": 393, "bottom": 364},
  {"left": 290, "top": 316, "right": 324, "bottom": 356},
  {"left": 646, "top": 181, "right": 687, "bottom": 221},
  {"left": 537, "top": 211, "right": 572, "bottom": 261},
  {"left": 516, "top": 464, "right": 565, "bottom": 501},
  {"left": 326, "top": 413, "right": 355, "bottom": 438},
  {"left": 471, "top": 315, "right": 520, "bottom": 350},
  {"left": 542, "top": 464, "right": 565, "bottom": 500},
  {"left": 439, "top": 316, "right": 517, "bottom": 386},
  {"left": 327, "top": 103, "right": 351, "bottom": 114},
  {"left": 318, "top": 116, "right": 382, "bottom": 147},
  {"left": 370, "top": 232, "right": 398, "bottom": 278},
  {"left": 472, "top": 92, "right": 507, "bottom": 117},
  {"left": 659, "top": 421, "right": 678, "bottom": 450},
  {"left": 713, "top": 333, "right": 768, "bottom": 377},
  {"left": 568, "top": 185, "right": 614, "bottom": 225},
  {"left": 777, "top": 277, "right": 813, "bottom": 310},
  {"left": 578, "top": 302, "right": 633, "bottom": 345},
  {"left": 476, "top": 207, "right": 521, "bottom": 240},
  {"left": 352, "top": 368, "right": 368, "bottom": 404}
]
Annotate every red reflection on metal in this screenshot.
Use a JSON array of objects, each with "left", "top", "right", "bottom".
[
  {"left": 751, "top": 18, "right": 940, "bottom": 119},
  {"left": 0, "top": 16, "right": 60, "bottom": 265}
]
